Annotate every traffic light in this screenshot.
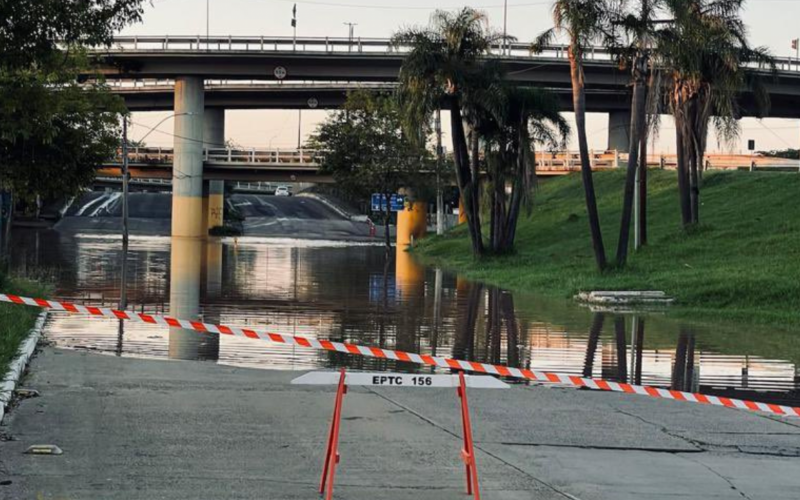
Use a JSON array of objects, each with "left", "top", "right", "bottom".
[{"left": 793, "top": 39, "right": 798, "bottom": 51}]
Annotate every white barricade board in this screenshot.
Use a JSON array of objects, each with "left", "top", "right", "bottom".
[{"left": 291, "top": 371, "right": 509, "bottom": 389}]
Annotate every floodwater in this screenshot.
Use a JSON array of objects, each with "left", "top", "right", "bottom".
[{"left": 7, "top": 226, "right": 800, "bottom": 407}]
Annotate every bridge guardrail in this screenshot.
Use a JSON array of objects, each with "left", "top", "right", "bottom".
[
  {"left": 97, "top": 36, "right": 800, "bottom": 73},
  {"left": 112, "top": 147, "right": 799, "bottom": 173}
]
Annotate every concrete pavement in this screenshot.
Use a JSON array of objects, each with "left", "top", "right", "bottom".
[{"left": 1, "top": 348, "right": 799, "bottom": 499}]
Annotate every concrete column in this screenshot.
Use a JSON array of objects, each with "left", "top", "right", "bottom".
[
  {"left": 208, "top": 181, "right": 224, "bottom": 229},
  {"left": 203, "top": 108, "right": 225, "bottom": 149},
  {"left": 395, "top": 248, "right": 424, "bottom": 298},
  {"left": 172, "top": 77, "right": 205, "bottom": 238},
  {"left": 203, "top": 108, "right": 226, "bottom": 231},
  {"left": 457, "top": 198, "right": 468, "bottom": 225},
  {"left": 169, "top": 237, "right": 219, "bottom": 361},
  {"left": 608, "top": 110, "right": 632, "bottom": 153},
  {"left": 396, "top": 201, "right": 428, "bottom": 247}
]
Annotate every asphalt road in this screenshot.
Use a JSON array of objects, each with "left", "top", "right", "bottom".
[
  {"left": 54, "top": 192, "right": 381, "bottom": 241},
  {"left": 2, "top": 348, "right": 799, "bottom": 500},
  {"left": 233, "top": 194, "right": 376, "bottom": 240}
]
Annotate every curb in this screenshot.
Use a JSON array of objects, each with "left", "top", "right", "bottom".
[{"left": 0, "top": 311, "right": 48, "bottom": 424}]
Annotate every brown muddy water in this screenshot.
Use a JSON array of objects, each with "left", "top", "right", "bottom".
[{"left": 7, "top": 227, "right": 800, "bottom": 407}]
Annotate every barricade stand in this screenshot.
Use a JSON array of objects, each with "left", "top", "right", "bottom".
[
  {"left": 319, "top": 368, "right": 347, "bottom": 500},
  {"left": 298, "top": 369, "right": 504, "bottom": 500},
  {"left": 457, "top": 371, "right": 481, "bottom": 500}
]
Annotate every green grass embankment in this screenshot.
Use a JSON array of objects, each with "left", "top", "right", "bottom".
[
  {"left": 0, "top": 275, "right": 50, "bottom": 378},
  {"left": 415, "top": 170, "right": 800, "bottom": 329}
]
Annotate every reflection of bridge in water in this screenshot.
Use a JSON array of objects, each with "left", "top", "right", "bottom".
[{"left": 16, "top": 228, "right": 797, "bottom": 408}]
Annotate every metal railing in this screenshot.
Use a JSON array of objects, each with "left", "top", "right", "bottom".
[
  {"left": 112, "top": 147, "right": 800, "bottom": 173},
  {"left": 119, "top": 146, "right": 322, "bottom": 166},
  {"left": 97, "top": 36, "right": 800, "bottom": 73},
  {"left": 106, "top": 79, "right": 397, "bottom": 90}
]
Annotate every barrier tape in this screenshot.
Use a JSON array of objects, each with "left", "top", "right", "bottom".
[{"left": 2, "top": 292, "right": 799, "bottom": 419}]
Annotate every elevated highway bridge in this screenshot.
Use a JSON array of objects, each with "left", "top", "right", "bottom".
[
  {"left": 99, "top": 147, "right": 798, "bottom": 183},
  {"left": 87, "top": 35, "right": 800, "bottom": 242}
]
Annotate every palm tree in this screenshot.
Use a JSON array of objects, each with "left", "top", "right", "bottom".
[
  {"left": 393, "top": 8, "right": 505, "bottom": 257},
  {"left": 535, "top": 0, "right": 616, "bottom": 271},
  {"left": 611, "top": 0, "right": 662, "bottom": 266},
  {"left": 481, "top": 86, "right": 570, "bottom": 253},
  {"left": 658, "top": 0, "right": 773, "bottom": 227}
]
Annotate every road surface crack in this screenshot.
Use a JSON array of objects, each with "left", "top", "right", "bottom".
[{"left": 364, "top": 387, "right": 583, "bottom": 500}]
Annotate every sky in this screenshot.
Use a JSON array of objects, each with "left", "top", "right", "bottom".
[{"left": 125, "top": 0, "right": 800, "bottom": 154}]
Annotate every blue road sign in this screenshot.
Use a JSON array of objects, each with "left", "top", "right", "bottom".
[{"left": 371, "top": 193, "right": 405, "bottom": 212}]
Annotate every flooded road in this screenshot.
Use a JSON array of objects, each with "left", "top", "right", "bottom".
[{"left": 7, "top": 213, "right": 800, "bottom": 407}]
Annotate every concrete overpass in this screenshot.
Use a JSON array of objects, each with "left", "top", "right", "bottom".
[
  {"left": 100, "top": 146, "right": 797, "bottom": 183},
  {"left": 96, "top": 35, "right": 800, "bottom": 120},
  {"left": 87, "top": 35, "right": 800, "bottom": 247}
]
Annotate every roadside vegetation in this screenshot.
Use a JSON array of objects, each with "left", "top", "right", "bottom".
[
  {"left": 415, "top": 170, "right": 800, "bottom": 329},
  {"left": 393, "top": 1, "right": 772, "bottom": 272},
  {"left": 0, "top": 274, "right": 50, "bottom": 378}
]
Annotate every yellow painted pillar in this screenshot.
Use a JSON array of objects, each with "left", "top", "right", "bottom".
[
  {"left": 396, "top": 201, "right": 428, "bottom": 248},
  {"left": 207, "top": 181, "right": 224, "bottom": 230},
  {"left": 171, "top": 77, "right": 205, "bottom": 238},
  {"left": 395, "top": 247, "right": 424, "bottom": 297},
  {"left": 201, "top": 190, "right": 209, "bottom": 235},
  {"left": 458, "top": 198, "right": 468, "bottom": 225}
]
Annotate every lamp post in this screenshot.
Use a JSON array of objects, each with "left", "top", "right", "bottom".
[
  {"left": 503, "top": 0, "right": 508, "bottom": 55},
  {"left": 344, "top": 22, "right": 357, "bottom": 52}
]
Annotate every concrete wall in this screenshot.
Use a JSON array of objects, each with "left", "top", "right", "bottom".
[{"left": 608, "top": 110, "right": 632, "bottom": 153}]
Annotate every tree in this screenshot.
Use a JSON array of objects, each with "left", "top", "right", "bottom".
[
  {"left": 393, "top": 8, "right": 505, "bottom": 257},
  {"left": 658, "top": 0, "right": 773, "bottom": 227},
  {"left": 535, "top": 0, "right": 616, "bottom": 271},
  {"left": 480, "top": 86, "right": 569, "bottom": 253},
  {"left": 308, "top": 90, "right": 433, "bottom": 253},
  {"left": 0, "top": 0, "right": 145, "bottom": 203},
  {"left": 611, "top": 0, "right": 662, "bottom": 266}
]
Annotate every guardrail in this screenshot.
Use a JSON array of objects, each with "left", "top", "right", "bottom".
[
  {"left": 113, "top": 147, "right": 800, "bottom": 173},
  {"left": 120, "top": 146, "right": 322, "bottom": 166},
  {"left": 99, "top": 36, "right": 800, "bottom": 73}
]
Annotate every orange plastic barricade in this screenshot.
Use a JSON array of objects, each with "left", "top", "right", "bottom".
[
  {"left": 319, "top": 368, "right": 347, "bottom": 500},
  {"left": 458, "top": 370, "right": 480, "bottom": 499},
  {"left": 304, "top": 369, "right": 502, "bottom": 499}
]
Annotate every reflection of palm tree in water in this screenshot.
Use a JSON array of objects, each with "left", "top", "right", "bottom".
[
  {"left": 614, "top": 316, "right": 628, "bottom": 383},
  {"left": 453, "top": 285, "right": 526, "bottom": 369},
  {"left": 453, "top": 283, "right": 482, "bottom": 362},
  {"left": 499, "top": 291, "right": 522, "bottom": 369},
  {"left": 672, "top": 328, "right": 696, "bottom": 393},
  {"left": 583, "top": 313, "right": 605, "bottom": 378}
]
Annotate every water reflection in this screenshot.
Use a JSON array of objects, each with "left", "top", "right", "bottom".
[{"left": 6, "top": 228, "right": 800, "bottom": 407}]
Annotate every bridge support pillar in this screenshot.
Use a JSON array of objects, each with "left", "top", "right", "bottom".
[
  {"left": 608, "top": 110, "right": 631, "bottom": 154},
  {"left": 204, "top": 108, "right": 226, "bottom": 231},
  {"left": 170, "top": 78, "right": 217, "bottom": 360},
  {"left": 171, "top": 76, "right": 205, "bottom": 238},
  {"left": 397, "top": 200, "right": 428, "bottom": 248}
]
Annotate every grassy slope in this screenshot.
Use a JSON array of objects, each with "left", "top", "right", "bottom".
[
  {"left": 0, "top": 276, "right": 49, "bottom": 378},
  {"left": 415, "top": 170, "right": 800, "bottom": 329}
]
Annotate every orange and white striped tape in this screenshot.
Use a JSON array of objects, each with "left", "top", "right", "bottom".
[{"left": 2, "top": 292, "right": 799, "bottom": 418}]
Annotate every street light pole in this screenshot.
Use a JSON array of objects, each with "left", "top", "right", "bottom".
[
  {"left": 206, "top": 0, "right": 210, "bottom": 48},
  {"left": 435, "top": 108, "right": 444, "bottom": 235},
  {"left": 344, "top": 22, "right": 357, "bottom": 52},
  {"left": 297, "top": 109, "right": 302, "bottom": 149},
  {"left": 503, "top": 0, "right": 508, "bottom": 55},
  {"left": 119, "top": 115, "right": 129, "bottom": 312}
]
